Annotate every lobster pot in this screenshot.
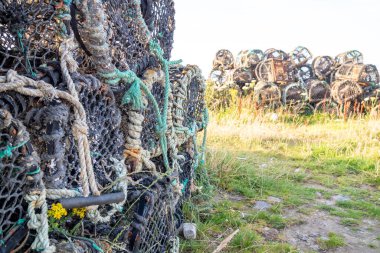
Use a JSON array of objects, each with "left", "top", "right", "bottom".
[
  {"left": 0, "top": 0, "right": 62, "bottom": 77},
  {"left": 335, "top": 63, "right": 380, "bottom": 87},
  {"left": 264, "top": 48, "right": 289, "bottom": 61},
  {"left": 305, "top": 79, "right": 331, "bottom": 103},
  {"left": 298, "top": 65, "right": 314, "bottom": 83},
  {"left": 282, "top": 83, "right": 307, "bottom": 105},
  {"left": 312, "top": 56, "right": 335, "bottom": 80},
  {"left": 170, "top": 65, "right": 205, "bottom": 197},
  {"left": 236, "top": 49, "right": 264, "bottom": 69},
  {"left": 335, "top": 50, "right": 363, "bottom": 66},
  {"left": 290, "top": 46, "right": 312, "bottom": 67},
  {"left": 0, "top": 113, "right": 41, "bottom": 251},
  {"left": 331, "top": 80, "right": 363, "bottom": 104},
  {"left": 74, "top": 0, "right": 175, "bottom": 76},
  {"left": 125, "top": 178, "right": 178, "bottom": 253},
  {"left": 233, "top": 67, "right": 254, "bottom": 87},
  {"left": 212, "top": 49, "right": 235, "bottom": 71},
  {"left": 254, "top": 81, "right": 281, "bottom": 106},
  {"left": 256, "top": 58, "right": 296, "bottom": 85}
]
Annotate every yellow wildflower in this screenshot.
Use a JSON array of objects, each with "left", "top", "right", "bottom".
[
  {"left": 48, "top": 203, "right": 67, "bottom": 220},
  {"left": 72, "top": 207, "right": 86, "bottom": 219}
]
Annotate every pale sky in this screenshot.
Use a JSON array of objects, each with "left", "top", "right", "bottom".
[{"left": 171, "top": 0, "right": 380, "bottom": 76}]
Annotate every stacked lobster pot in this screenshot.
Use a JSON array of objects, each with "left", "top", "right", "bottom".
[
  {"left": 232, "top": 49, "right": 264, "bottom": 94},
  {"left": 254, "top": 47, "right": 311, "bottom": 113},
  {"left": 0, "top": 1, "right": 207, "bottom": 253},
  {"left": 209, "top": 49, "right": 235, "bottom": 91},
  {"left": 312, "top": 50, "right": 380, "bottom": 115}
]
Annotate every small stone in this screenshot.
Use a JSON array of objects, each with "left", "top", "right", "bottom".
[
  {"left": 254, "top": 201, "right": 272, "bottom": 210},
  {"left": 261, "top": 227, "right": 279, "bottom": 241},
  {"left": 316, "top": 192, "right": 322, "bottom": 198},
  {"left": 310, "top": 232, "right": 320, "bottom": 237},
  {"left": 332, "top": 195, "right": 351, "bottom": 202},
  {"left": 267, "top": 196, "right": 282, "bottom": 204},
  {"left": 183, "top": 223, "right": 197, "bottom": 240},
  {"left": 270, "top": 113, "right": 279, "bottom": 122},
  {"left": 297, "top": 233, "right": 308, "bottom": 242}
]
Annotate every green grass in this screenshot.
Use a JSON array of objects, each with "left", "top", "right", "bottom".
[
  {"left": 181, "top": 111, "right": 380, "bottom": 252},
  {"left": 317, "top": 232, "right": 345, "bottom": 250}
]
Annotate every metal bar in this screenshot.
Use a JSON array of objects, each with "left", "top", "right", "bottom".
[{"left": 59, "top": 192, "right": 125, "bottom": 209}]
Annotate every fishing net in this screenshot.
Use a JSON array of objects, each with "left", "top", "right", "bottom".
[
  {"left": 0, "top": 0, "right": 207, "bottom": 252},
  {"left": 305, "top": 79, "right": 331, "bottom": 103}
]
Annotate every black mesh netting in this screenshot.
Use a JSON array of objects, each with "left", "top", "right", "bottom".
[
  {"left": 0, "top": 110, "right": 43, "bottom": 251},
  {"left": 0, "top": 0, "right": 62, "bottom": 77},
  {"left": 74, "top": 0, "right": 175, "bottom": 76},
  {"left": 129, "top": 181, "right": 176, "bottom": 253}
]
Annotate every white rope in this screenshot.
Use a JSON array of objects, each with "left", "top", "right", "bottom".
[
  {"left": 59, "top": 36, "right": 99, "bottom": 197},
  {"left": 87, "top": 158, "right": 128, "bottom": 223},
  {"left": 24, "top": 189, "right": 56, "bottom": 253}
]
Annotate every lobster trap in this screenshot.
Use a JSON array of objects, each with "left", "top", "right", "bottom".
[
  {"left": 289, "top": 46, "right": 312, "bottom": 67},
  {"left": 305, "top": 79, "right": 331, "bottom": 103},
  {"left": 235, "top": 49, "right": 264, "bottom": 69},
  {"left": 212, "top": 49, "right": 235, "bottom": 71},
  {"left": 312, "top": 56, "right": 335, "bottom": 81},
  {"left": 0, "top": 1, "right": 207, "bottom": 253},
  {"left": 335, "top": 50, "right": 363, "bottom": 66},
  {"left": 335, "top": 63, "right": 379, "bottom": 87},
  {"left": 256, "top": 58, "right": 296, "bottom": 85}
]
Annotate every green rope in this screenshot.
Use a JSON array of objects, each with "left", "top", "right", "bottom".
[
  {"left": 0, "top": 141, "right": 27, "bottom": 159},
  {"left": 26, "top": 167, "right": 41, "bottom": 175},
  {"left": 16, "top": 31, "right": 37, "bottom": 78},
  {"left": 100, "top": 40, "right": 182, "bottom": 172}
]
